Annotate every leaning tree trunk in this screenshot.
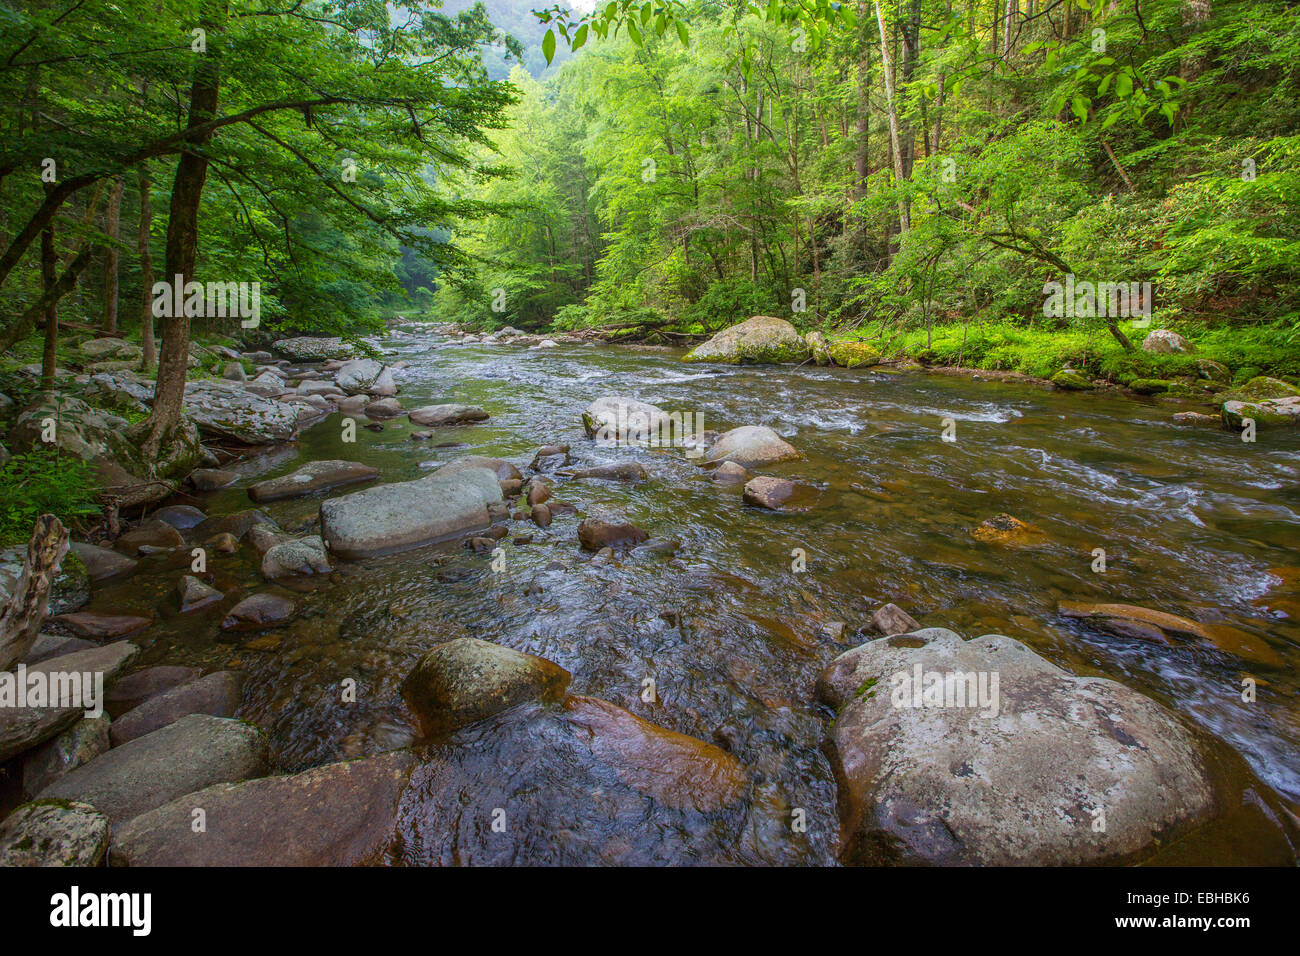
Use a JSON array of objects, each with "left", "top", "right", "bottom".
[
  {"left": 0, "top": 515, "right": 69, "bottom": 672},
  {"left": 138, "top": 0, "right": 226, "bottom": 466},
  {"left": 874, "top": 0, "right": 911, "bottom": 235}
]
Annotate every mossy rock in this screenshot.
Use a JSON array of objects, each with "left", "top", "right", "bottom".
[
  {"left": 1050, "top": 369, "right": 1094, "bottom": 390},
  {"left": 1129, "top": 378, "right": 1171, "bottom": 395},
  {"left": 828, "top": 341, "right": 883, "bottom": 369},
  {"left": 1162, "top": 381, "right": 1201, "bottom": 398},
  {"left": 1221, "top": 400, "right": 1298, "bottom": 428},
  {"left": 683, "top": 316, "right": 811, "bottom": 365},
  {"left": 1239, "top": 376, "right": 1300, "bottom": 400}
]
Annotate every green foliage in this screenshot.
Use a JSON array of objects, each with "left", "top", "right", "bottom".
[{"left": 0, "top": 449, "right": 102, "bottom": 546}]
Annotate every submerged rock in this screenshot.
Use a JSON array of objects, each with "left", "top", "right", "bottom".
[
  {"left": 110, "top": 751, "right": 414, "bottom": 866},
  {"left": 701, "top": 425, "right": 800, "bottom": 468},
  {"left": 970, "top": 513, "right": 1046, "bottom": 546},
  {"left": 106, "top": 665, "right": 201, "bottom": 717},
  {"left": 816, "top": 628, "right": 1217, "bottom": 865},
  {"left": 711, "top": 460, "right": 750, "bottom": 484},
  {"left": 683, "top": 315, "right": 811, "bottom": 365},
  {"left": 1058, "top": 600, "right": 1281, "bottom": 666},
  {"left": 221, "top": 592, "right": 298, "bottom": 630},
  {"left": 51, "top": 610, "right": 151, "bottom": 639},
  {"left": 563, "top": 695, "right": 748, "bottom": 812},
  {"left": 248, "top": 460, "right": 379, "bottom": 502},
  {"left": 577, "top": 517, "right": 649, "bottom": 552},
  {"left": 871, "top": 603, "right": 921, "bottom": 636},
  {"left": 742, "top": 476, "right": 816, "bottom": 510},
  {"left": 568, "top": 461, "right": 648, "bottom": 482},
  {"left": 401, "top": 637, "right": 571, "bottom": 736}
]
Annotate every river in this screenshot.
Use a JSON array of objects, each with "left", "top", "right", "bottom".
[{"left": 84, "top": 329, "right": 1300, "bottom": 864}]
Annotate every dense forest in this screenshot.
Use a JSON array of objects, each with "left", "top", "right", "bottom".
[{"left": 437, "top": 0, "right": 1299, "bottom": 377}]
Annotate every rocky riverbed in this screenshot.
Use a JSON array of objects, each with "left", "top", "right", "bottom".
[{"left": 1, "top": 321, "right": 1298, "bottom": 866}]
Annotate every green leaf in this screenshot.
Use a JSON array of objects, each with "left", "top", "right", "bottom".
[
  {"left": 1116, "top": 72, "right": 1132, "bottom": 98},
  {"left": 543, "top": 28, "right": 556, "bottom": 65},
  {"left": 628, "top": 16, "right": 642, "bottom": 46},
  {"left": 676, "top": 18, "right": 689, "bottom": 46},
  {"left": 573, "top": 23, "right": 588, "bottom": 50}
]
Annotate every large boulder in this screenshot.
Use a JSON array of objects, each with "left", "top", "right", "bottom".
[
  {"left": 320, "top": 467, "right": 501, "bottom": 559},
  {"left": 8, "top": 393, "right": 185, "bottom": 502},
  {"left": 0, "top": 801, "right": 109, "bottom": 866},
  {"left": 1221, "top": 397, "right": 1300, "bottom": 429},
  {"left": 828, "top": 341, "right": 883, "bottom": 368},
  {"left": 271, "top": 336, "right": 354, "bottom": 362},
  {"left": 79, "top": 337, "right": 140, "bottom": 362},
  {"left": 247, "top": 460, "right": 379, "bottom": 502},
  {"left": 683, "top": 315, "right": 811, "bottom": 364},
  {"left": 401, "top": 637, "right": 571, "bottom": 736},
  {"left": 333, "top": 358, "right": 385, "bottom": 394},
  {"left": 1141, "top": 329, "right": 1194, "bottom": 354},
  {"left": 183, "top": 381, "right": 299, "bottom": 445},
  {"left": 110, "top": 751, "right": 413, "bottom": 866},
  {"left": 37, "top": 714, "right": 269, "bottom": 827},
  {"left": 816, "top": 628, "right": 1217, "bottom": 865},
  {"left": 700, "top": 425, "right": 800, "bottom": 468},
  {"left": 0, "top": 641, "right": 138, "bottom": 762},
  {"left": 581, "top": 396, "right": 672, "bottom": 444}
]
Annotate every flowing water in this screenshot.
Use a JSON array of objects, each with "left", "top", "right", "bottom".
[{"left": 84, "top": 330, "right": 1300, "bottom": 864}]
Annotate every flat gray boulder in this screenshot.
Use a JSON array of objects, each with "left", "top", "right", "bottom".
[
  {"left": 816, "top": 628, "right": 1217, "bottom": 865},
  {"left": 407, "top": 404, "right": 489, "bottom": 427},
  {"left": 183, "top": 381, "right": 299, "bottom": 445},
  {"left": 248, "top": 460, "right": 380, "bottom": 502},
  {"left": 581, "top": 396, "right": 671, "bottom": 444},
  {"left": 271, "top": 336, "right": 353, "bottom": 361},
  {"left": 320, "top": 468, "right": 501, "bottom": 559},
  {"left": 701, "top": 425, "right": 800, "bottom": 468},
  {"left": 110, "top": 751, "right": 413, "bottom": 866},
  {"left": 38, "top": 714, "right": 268, "bottom": 827}
]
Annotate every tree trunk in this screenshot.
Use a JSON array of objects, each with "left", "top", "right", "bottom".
[
  {"left": 138, "top": 164, "right": 157, "bottom": 369},
  {"left": 40, "top": 215, "right": 58, "bottom": 391},
  {"left": 138, "top": 0, "right": 226, "bottom": 465},
  {"left": 102, "top": 177, "right": 124, "bottom": 333},
  {"left": 874, "top": 0, "right": 910, "bottom": 234}
]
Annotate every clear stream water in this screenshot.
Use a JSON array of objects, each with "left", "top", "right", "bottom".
[{"left": 78, "top": 330, "right": 1300, "bottom": 864}]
